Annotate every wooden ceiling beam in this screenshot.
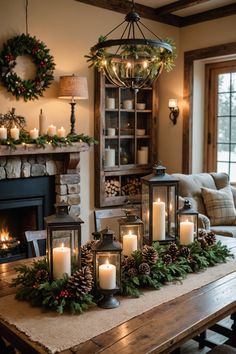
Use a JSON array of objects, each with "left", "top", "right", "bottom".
[
  {"left": 181, "top": 3, "right": 236, "bottom": 26},
  {"left": 156, "top": 0, "right": 210, "bottom": 15},
  {"left": 75, "top": 0, "right": 182, "bottom": 27}
]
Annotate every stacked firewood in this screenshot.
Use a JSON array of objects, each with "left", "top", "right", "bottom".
[
  {"left": 121, "top": 177, "right": 141, "bottom": 196},
  {"left": 105, "top": 179, "right": 121, "bottom": 197}
]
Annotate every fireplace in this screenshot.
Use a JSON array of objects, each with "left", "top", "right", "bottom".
[
  {"left": 0, "top": 176, "right": 55, "bottom": 263},
  {"left": 0, "top": 142, "right": 89, "bottom": 264}
]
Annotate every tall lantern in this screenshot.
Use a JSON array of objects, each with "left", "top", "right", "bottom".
[
  {"left": 141, "top": 163, "right": 179, "bottom": 245},
  {"left": 45, "top": 203, "right": 83, "bottom": 280},
  {"left": 177, "top": 199, "right": 199, "bottom": 246},
  {"left": 93, "top": 227, "right": 122, "bottom": 309},
  {"left": 119, "top": 210, "right": 144, "bottom": 257}
]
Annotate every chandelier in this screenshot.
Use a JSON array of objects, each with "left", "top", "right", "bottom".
[{"left": 86, "top": 1, "right": 176, "bottom": 91}]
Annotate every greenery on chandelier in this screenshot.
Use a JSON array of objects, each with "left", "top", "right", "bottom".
[
  {"left": 0, "top": 132, "right": 98, "bottom": 150},
  {"left": 85, "top": 36, "right": 177, "bottom": 76},
  {"left": 11, "top": 231, "right": 234, "bottom": 314},
  {"left": 0, "top": 34, "right": 55, "bottom": 101}
]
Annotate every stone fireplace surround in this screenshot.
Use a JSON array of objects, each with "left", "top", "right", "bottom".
[{"left": 0, "top": 142, "right": 89, "bottom": 261}]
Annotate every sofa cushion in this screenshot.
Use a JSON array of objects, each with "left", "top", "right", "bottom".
[
  {"left": 172, "top": 173, "right": 217, "bottom": 215},
  {"left": 231, "top": 185, "right": 236, "bottom": 207},
  {"left": 201, "top": 186, "right": 236, "bottom": 226}
]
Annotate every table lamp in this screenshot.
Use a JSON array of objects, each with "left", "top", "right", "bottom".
[{"left": 58, "top": 75, "right": 88, "bottom": 135}]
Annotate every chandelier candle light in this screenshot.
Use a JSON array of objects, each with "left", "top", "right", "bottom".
[
  {"left": 86, "top": 0, "right": 176, "bottom": 91},
  {"left": 58, "top": 75, "right": 88, "bottom": 135}
]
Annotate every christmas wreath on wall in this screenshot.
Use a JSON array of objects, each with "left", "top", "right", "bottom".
[{"left": 0, "top": 33, "right": 55, "bottom": 101}]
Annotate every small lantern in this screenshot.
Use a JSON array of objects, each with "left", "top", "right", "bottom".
[
  {"left": 141, "top": 163, "right": 179, "bottom": 244},
  {"left": 177, "top": 199, "right": 199, "bottom": 245},
  {"left": 93, "top": 227, "right": 122, "bottom": 309},
  {"left": 44, "top": 203, "right": 83, "bottom": 280},
  {"left": 119, "top": 210, "right": 144, "bottom": 257}
]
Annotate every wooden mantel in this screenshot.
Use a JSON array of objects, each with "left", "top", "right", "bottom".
[{"left": 0, "top": 142, "right": 90, "bottom": 173}]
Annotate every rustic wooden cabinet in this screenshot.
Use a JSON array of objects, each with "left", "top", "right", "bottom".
[{"left": 94, "top": 70, "right": 158, "bottom": 207}]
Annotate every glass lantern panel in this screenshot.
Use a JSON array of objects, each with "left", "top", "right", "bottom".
[
  {"left": 152, "top": 186, "right": 167, "bottom": 241},
  {"left": 96, "top": 252, "right": 121, "bottom": 289},
  {"left": 141, "top": 183, "right": 149, "bottom": 239},
  {"left": 120, "top": 224, "right": 143, "bottom": 255},
  {"left": 168, "top": 186, "right": 177, "bottom": 240}
]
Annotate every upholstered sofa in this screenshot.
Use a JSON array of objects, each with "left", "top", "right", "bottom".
[{"left": 172, "top": 172, "right": 236, "bottom": 237}]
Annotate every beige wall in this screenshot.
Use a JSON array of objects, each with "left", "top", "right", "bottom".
[{"left": 1, "top": 0, "right": 236, "bottom": 241}]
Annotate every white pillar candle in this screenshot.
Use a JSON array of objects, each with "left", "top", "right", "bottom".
[
  {"left": 47, "top": 124, "right": 56, "bottom": 137},
  {"left": 123, "top": 231, "right": 138, "bottom": 256},
  {"left": 153, "top": 198, "right": 166, "bottom": 240},
  {"left": 104, "top": 148, "right": 115, "bottom": 167},
  {"left": 106, "top": 97, "right": 115, "bottom": 109},
  {"left": 107, "top": 128, "right": 116, "bottom": 136},
  {"left": 180, "top": 220, "right": 194, "bottom": 245},
  {"left": 137, "top": 149, "right": 148, "bottom": 164},
  {"left": 0, "top": 126, "right": 7, "bottom": 140},
  {"left": 57, "top": 126, "right": 66, "bottom": 138},
  {"left": 29, "top": 128, "right": 39, "bottom": 139},
  {"left": 53, "top": 243, "right": 71, "bottom": 280},
  {"left": 99, "top": 260, "right": 116, "bottom": 289},
  {"left": 39, "top": 109, "right": 47, "bottom": 135},
  {"left": 10, "top": 126, "right": 19, "bottom": 140}
]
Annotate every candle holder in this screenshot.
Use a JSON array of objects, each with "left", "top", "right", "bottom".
[
  {"left": 44, "top": 203, "right": 83, "bottom": 280},
  {"left": 141, "top": 163, "right": 179, "bottom": 245},
  {"left": 177, "top": 199, "right": 199, "bottom": 245},
  {"left": 93, "top": 227, "right": 122, "bottom": 309},
  {"left": 119, "top": 207, "right": 143, "bottom": 257}
]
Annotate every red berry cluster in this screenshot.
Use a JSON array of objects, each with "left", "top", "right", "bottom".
[
  {"left": 57, "top": 289, "right": 72, "bottom": 299},
  {"left": 4, "top": 53, "right": 15, "bottom": 62}
]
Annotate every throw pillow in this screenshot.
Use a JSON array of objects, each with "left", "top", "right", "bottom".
[{"left": 201, "top": 186, "right": 236, "bottom": 226}]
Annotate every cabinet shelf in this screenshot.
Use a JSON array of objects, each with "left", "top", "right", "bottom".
[{"left": 94, "top": 70, "right": 158, "bottom": 207}]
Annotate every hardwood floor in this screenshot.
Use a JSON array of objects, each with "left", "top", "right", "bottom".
[{"left": 181, "top": 317, "right": 233, "bottom": 353}]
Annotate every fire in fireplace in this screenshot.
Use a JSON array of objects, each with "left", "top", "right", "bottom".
[{"left": 0, "top": 176, "right": 55, "bottom": 263}]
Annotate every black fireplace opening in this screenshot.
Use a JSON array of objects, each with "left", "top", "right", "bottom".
[{"left": 0, "top": 176, "right": 55, "bottom": 263}]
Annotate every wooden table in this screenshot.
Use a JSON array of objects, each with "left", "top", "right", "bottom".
[{"left": 1, "top": 236, "right": 236, "bottom": 354}]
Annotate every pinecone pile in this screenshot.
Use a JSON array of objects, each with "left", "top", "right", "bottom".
[
  {"left": 142, "top": 245, "right": 159, "bottom": 265},
  {"left": 198, "top": 230, "right": 216, "bottom": 248},
  {"left": 81, "top": 240, "right": 97, "bottom": 268},
  {"left": 67, "top": 266, "right": 93, "bottom": 300},
  {"left": 139, "top": 262, "right": 150, "bottom": 275}
]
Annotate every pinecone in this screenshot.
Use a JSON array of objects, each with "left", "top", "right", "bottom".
[
  {"left": 199, "top": 237, "right": 208, "bottom": 249},
  {"left": 142, "top": 245, "right": 159, "bottom": 265},
  {"left": 205, "top": 231, "right": 216, "bottom": 246},
  {"left": 127, "top": 267, "right": 138, "bottom": 277},
  {"left": 67, "top": 266, "right": 93, "bottom": 300},
  {"left": 81, "top": 240, "right": 97, "bottom": 268},
  {"left": 126, "top": 256, "right": 137, "bottom": 269},
  {"left": 162, "top": 254, "right": 172, "bottom": 265},
  {"left": 35, "top": 269, "right": 49, "bottom": 284},
  {"left": 179, "top": 246, "right": 190, "bottom": 258},
  {"left": 168, "top": 243, "right": 179, "bottom": 257},
  {"left": 139, "top": 262, "right": 150, "bottom": 275},
  {"left": 198, "top": 229, "right": 207, "bottom": 238}
]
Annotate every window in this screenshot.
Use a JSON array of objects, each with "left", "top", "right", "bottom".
[{"left": 205, "top": 60, "right": 236, "bottom": 181}]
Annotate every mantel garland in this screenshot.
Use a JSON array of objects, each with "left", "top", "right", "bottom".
[
  {"left": 0, "top": 33, "right": 55, "bottom": 101},
  {"left": 11, "top": 231, "right": 234, "bottom": 314}
]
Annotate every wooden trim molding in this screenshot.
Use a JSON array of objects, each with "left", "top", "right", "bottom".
[{"left": 183, "top": 42, "right": 236, "bottom": 173}]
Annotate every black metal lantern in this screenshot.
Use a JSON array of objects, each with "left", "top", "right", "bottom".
[
  {"left": 177, "top": 199, "right": 199, "bottom": 245},
  {"left": 44, "top": 203, "right": 83, "bottom": 280},
  {"left": 93, "top": 227, "right": 122, "bottom": 309},
  {"left": 119, "top": 210, "right": 144, "bottom": 257},
  {"left": 141, "top": 163, "right": 179, "bottom": 244}
]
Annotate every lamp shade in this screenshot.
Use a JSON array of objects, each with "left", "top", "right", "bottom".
[{"left": 58, "top": 75, "right": 88, "bottom": 100}]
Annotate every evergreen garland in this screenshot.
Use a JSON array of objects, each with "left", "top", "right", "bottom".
[
  {"left": 0, "top": 34, "right": 55, "bottom": 101},
  {"left": 11, "top": 233, "right": 234, "bottom": 313}
]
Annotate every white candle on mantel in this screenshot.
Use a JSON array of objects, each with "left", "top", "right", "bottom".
[
  {"left": 53, "top": 243, "right": 71, "bottom": 280},
  {"left": 10, "top": 125, "right": 19, "bottom": 140},
  {"left": 0, "top": 126, "right": 7, "bottom": 140},
  {"left": 180, "top": 219, "right": 194, "bottom": 245},
  {"left": 29, "top": 128, "right": 39, "bottom": 139},
  {"left": 47, "top": 124, "right": 56, "bottom": 137},
  {"left": 57, "top": 126, "right": 66, "bottom": 138},
  {"left": 153, "top": 198, "right": 165, "bottom": 241},
  {"left": 99, "top": 259, "right": 116, "bottom": 289},
  {"left": 123, "top": 230, "right": 138, "bottom": 256}
]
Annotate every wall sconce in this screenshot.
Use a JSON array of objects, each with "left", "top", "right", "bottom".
[{"left": 168, "top": 99, "right": 179, "bottom": 125}]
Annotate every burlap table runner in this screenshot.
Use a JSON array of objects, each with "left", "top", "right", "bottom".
[{"left": 1, "top": 257, "right": 236, "bottom": 353}]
